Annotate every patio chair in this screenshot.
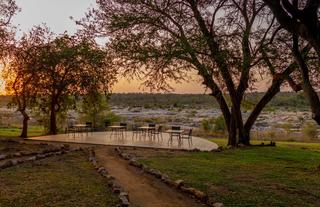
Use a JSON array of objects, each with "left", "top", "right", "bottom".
[
  {"left": 147, "top": 123, "right": 156, "bottom": 136},
  {"left": 180, "top": 128, "right": 193, "bottom": 146},
  {"left": 66, "top": 124, "right": 77, "bottom": 137},
  {"left": 168, "top": 126, "right": 182, "bottom": 144},
  {"left": 151, "top": 125, "right": 163, "bottom": 141},
  {"left": 132, "top": 124, "right": 142, "bottom": 139},
  {"left": 120, "top": 122, "right": 127, "bottom": 130},
  {"left": 85, "top": 122, "right": 93, "bottom": 135}
]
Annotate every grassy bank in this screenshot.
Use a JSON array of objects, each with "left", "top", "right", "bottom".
[
  {"left": 136, "top": 139, "right": 320, "bottom": 206},
  {"left": 0, "top": 151, "right": 118, "bottom": 207},
  {"left": 0, "top": 125, "right": 45, "bottom": 137}
]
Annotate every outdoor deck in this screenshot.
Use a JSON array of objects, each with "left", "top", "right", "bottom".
[{"left": 29, "top": 131, "right": 218, "bottom": 151}]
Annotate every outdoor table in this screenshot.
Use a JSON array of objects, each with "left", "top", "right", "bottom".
[
  {"left": 109, "top": 125, "right": 126, "bottom": 130},
  {"left": 72, "top": 124, "right": 88, "bottom": 136},
  {"left": 108, "top": 125, "right": 126, "bottom": 138},
  {"left": 166, "top": 129, "right": 184, "bottom": 143},
  {"left": 139, "top": 126, "right": 156, "bottom": 138}
]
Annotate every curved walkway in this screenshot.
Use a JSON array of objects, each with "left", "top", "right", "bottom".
[
  {"left": 95, "top": 147, "right": 203, "bottom": 207},
  {"left": 29, "top": 131, "right": 218, "bottom": 151}
]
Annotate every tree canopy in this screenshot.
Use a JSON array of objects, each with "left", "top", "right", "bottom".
[{"left": 77, "top": 0, "right": 318, "bottom": 146}]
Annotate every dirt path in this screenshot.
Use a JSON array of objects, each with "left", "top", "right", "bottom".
[{"left": 95, "top": 147, "right": 203, "bottom": 207}]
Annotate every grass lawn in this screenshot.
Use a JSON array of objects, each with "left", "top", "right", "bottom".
[
  {"left": 0, "top": 139, "right": 57, "bottom": 155},
  {"left": 0, "top": 126, "right": 45, "bottom": 137},
  {"left": 0, "top": 151, "right": 118, "bottom": 207},
  {"left": 137, "top": 139, "right": 320, "bottom": 207}
]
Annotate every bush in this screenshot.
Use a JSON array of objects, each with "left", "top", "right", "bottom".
[
  {"left": 201, "top": 118, "right": 215, "bottom": 132},
  {"left": 104, "top": 112, "right": 121, "bottom": 127},
  {"left": 302, "top": 123, "right": 318, "bottom": 139},
  {"left": 214, "top": 116, "right": 226, "bottom": 132}
]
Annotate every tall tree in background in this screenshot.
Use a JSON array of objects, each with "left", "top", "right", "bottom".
[
  {"left": 2, "top": 27, "right": 46, "bottom": 138},
  {"left": 35, "top": 33, "right": 117, "bottom": 135},
  {"left": 79, "top": 0, "right": 306, "bottom": 146}
]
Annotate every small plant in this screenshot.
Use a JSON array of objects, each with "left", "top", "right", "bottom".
[
  {"left": 104, "top": 112, "right": 121, "bottom": 127},
  {"left": 201, "top": 118, "right": 215, "bottom": 132},
  {"left": 302, "top": 123, "right": 318, "bottom": 139},
  {"left": 214, "top": 116, "right": 226, "bottom": 133}
]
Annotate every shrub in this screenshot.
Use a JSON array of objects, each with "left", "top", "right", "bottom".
[
  {"left": 201, "top": 118, "right": 214, "bottom": 132},
  {"left": 302, "top": 123, "right": 318, "bottom": 139},
  {"left": 104, "top": 112, "right": 121, "bottom": 127},
  {"left": 214, "top": 116, "right": 226, "bottom": 132}
]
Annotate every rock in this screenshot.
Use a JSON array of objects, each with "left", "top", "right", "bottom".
[
  {"left": 120, "top": 153, "right": 131, "bottom": 160},
  {"left": 161, "top": 174, "right": 169, "bottom": 181},
  {"left": 26, "top": 156, "right": 36, "bottom": 161},
  {"left": 13, "top": 152, "right": 22, "bottom": 157},
  {"left": 36, "top": 154, "right": 46, "bottom": 160},
  {"left": 97, "top": 167, "right": 108, "bottom": 175},
  {"left": 106, "top": 175, "right": 115, "bottom": 180},
  {"left": 0, "top": 154, "right": 7, "bottom": 160},
  {"left": 88, "top": 156, "right": 96, "bottom": 162},
  {"left": 212, "top": 202, "right": 224, "bottom": 207},
  {"left": 129, "top": 159, "right": 142, "bottom": 168},
  {"left": 120, "top": 192, "right": 129, "bottom": 200},
  {"left": 112, "top": 181, "right": 123, "bottom": 193},
  {"left": 62, "top": 144, "right": 70, "bottom": 150},
  {"left": 193, "top": 189, "right": 207, "bottom": 201},
  {"left": 174, "top": 179, "right": 184, "bottom": 188},
  {"left": 0, "top": 160, "right": 13, "bottom": 169},
  {"left": 119, "top": 194, "right": 130, "bottom": 207},
  {"left": 115, "top": 147, "right": 122, "bottom": 154},
  {"left": 11, "top": 160, "right": 18, "bottom": 166}
]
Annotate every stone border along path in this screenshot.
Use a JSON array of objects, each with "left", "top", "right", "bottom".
[
  {"left": 85, "top": 148, "right": 130, "bottom": 207},
  {"left": 115, "top": 147, "right": 225, "bottom": 207},
  {"left": 94, "top": 146, "right": 203, "bottom": 207},
  {"left": 0, "top": 144, "right": 73, "bottom": 170}
]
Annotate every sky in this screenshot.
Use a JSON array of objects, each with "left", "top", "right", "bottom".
[{"left": 8, "top": 0, "right": 207, "bottom": 94}]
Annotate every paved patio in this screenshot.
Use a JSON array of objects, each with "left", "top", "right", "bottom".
[{"left": 29, "top": 131, "right": 218, "bottom": 151}]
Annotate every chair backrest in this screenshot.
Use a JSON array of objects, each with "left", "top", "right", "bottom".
[
  {"left": 157, "top": 125, "right": 163, "bottom": 132},
  {"left": 132, "top": 124, "right": 139, "bottom": 131},
  {"left": 172, "top": 126, "right": 181, "bottom": 130},
  {"left": 120, "top": 122, "right": 127, "bottom": 127},
  {"left": 148, "top": 123, "right": 156, "bottom": 127},
  {"left": 86, "top": 122, "right": 92, "bottom": 127},
  {"left": 188, "top": 128, "right": 193, "bottom": 136}
]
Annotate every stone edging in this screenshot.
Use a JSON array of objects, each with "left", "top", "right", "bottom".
[
  {"left": 0, "top": 144, "right": 74, "bottom": 170},
  {"left": 85, "top": 148, "right": 130, "bottom": 207},
  {"left": 115, "top": 147, "right": 224, "bottom": 207}
]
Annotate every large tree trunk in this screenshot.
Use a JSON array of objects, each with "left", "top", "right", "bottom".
[
  {"left": 293, "top": 36, "right": 320, "bottom": 125},
  {"left": 228, "top": 115, "right": 237, "bottom": 146},
  {"left": 49, "top": 101, "right": 58, "bottom": 135},
  {"left": 20, "top": 110, "right": 29, "bottom": 138}
]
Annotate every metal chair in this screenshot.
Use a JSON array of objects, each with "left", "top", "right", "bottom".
[
  {"left": 169, "top": 126, "right": 181, "bottom": 144},
  {"left": 180, "top": 128, "right": 193, "bottom": 146},
  {"left": 85, "top": 122, "right": 93, "bottom": 135},
  {"left": 132, "top": 124, "right": 142, "bottom": 139},
  {"left": 66, "top": 124, "right": 77, "bottom": 138},
  {"left": 151, "top": 125, "right": 163, "bottom": 141}
]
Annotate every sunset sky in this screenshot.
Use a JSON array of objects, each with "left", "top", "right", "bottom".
[
  {"left": 3, "top": 0, "right": 274, "bottom": 94},
  {"left": 7, "top": 0, "right": 207, "bottom": 94}
]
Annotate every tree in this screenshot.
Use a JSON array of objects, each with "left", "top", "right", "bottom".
[
  {"left": 34, "top": 33, "right": 117, "bottom": 135},
  {"left": 263, "top": 0, "right": 320, "bottom": 125},
  {"left": 79, "top": 0, "right": 304, "bottom": 146},
  {"left": 2, "top": 27, "right": 45, "bottom": 138},
  {"left": 263, "top": 0, "right": 320, "bottom": 55},
  {"left": 77, "top": 91, "right": 109, "bottom": 130},
  {"left": 0, "top": 0, "right": 19, "bottom": 58}
]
